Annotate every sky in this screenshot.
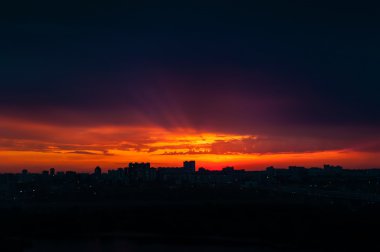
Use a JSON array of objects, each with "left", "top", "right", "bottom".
[{"left": 1, "top": 1, "right": 380, "bottom": 172}]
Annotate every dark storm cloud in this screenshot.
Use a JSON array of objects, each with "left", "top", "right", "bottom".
[{"left": 1, "top": 1, "right": 380, "bottom": 152}]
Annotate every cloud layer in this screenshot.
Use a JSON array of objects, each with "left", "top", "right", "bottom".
[{"left": 0, "top": 1, "right": 379, "bottom": 170}]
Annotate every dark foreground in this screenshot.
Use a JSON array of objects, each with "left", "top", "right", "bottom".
[
  {"left": 0, "top": 188, "right": 379, "bottom": 252},
  {"left": 24, "top": 237, "right": 305, "bottom": 252}
]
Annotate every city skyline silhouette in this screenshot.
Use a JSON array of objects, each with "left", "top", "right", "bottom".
[{"left": 1, "top": 1, "right": 379, "bottom": 251}]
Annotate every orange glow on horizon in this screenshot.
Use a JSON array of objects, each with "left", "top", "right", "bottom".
[
  {"left": 0, "top": 148, "right": 378, "bottom": 172},
  {"left": 0, "top": 117, "right": 379, "bottom": 172}
]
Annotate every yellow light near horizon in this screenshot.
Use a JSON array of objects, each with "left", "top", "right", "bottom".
[
  {"left": 0, "top": 148, "right": 378, "bottom": 172},
  {"left": 0, "top": 120, "right": 378, "bottom": 172}
]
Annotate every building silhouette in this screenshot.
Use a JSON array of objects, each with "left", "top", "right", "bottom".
[
  {"left": 183, "top": 161, "right": 196, "bottom": 173},
  {"left": 94, "top": 166, "right": 102, "bottom": 177},
  {"left": 49, "top": 168, "right": 55, "bottom": 176}
]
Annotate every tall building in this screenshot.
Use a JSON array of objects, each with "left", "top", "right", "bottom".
[
  {"left": 183, "top": 161, "right": 196, "bottom": 173},
  {"left": 49, "top": 168, "right": 55, "bottom": 176},
  {"left": 128, "top": 162, "right": 150, "bottom": 170},
  {"left": 128, "top": 162, "right": 154, "bottom": 182},
  {"left": 94, "top": 166, "right": 102, "bottom": 176}
]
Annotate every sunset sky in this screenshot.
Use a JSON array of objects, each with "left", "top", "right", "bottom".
[{"left": 1, "top": 1, "right": 380, "bottom": 172}]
